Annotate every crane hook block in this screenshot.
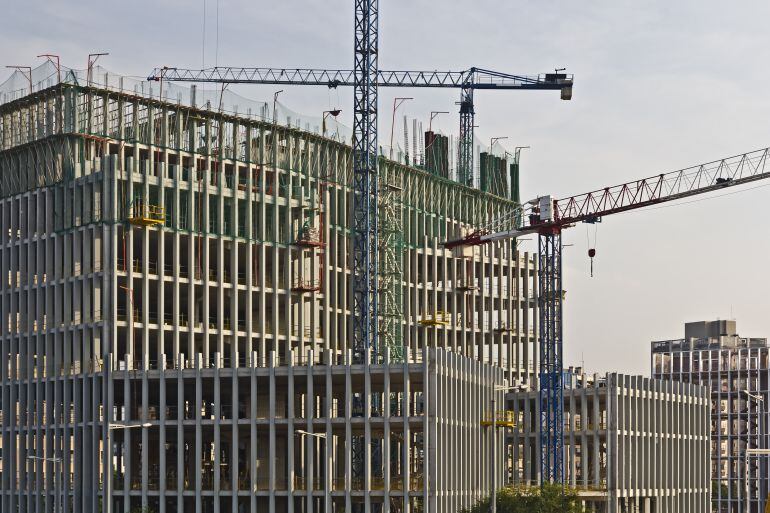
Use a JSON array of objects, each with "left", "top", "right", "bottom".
[{"left": 588, "top": 248, "right": 596, "bottom": 258}]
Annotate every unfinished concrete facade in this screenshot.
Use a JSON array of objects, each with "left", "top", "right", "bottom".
[
  {"left": 652, "top": 320, "right": 770, "bottom": 513},
  {"left": 0, "top": 78, "right": 539, "bottom": 513},
  {"left": 508, "top": 372, "right": 711, "bottom": 513}
]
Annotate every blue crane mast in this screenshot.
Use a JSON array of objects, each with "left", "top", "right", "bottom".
[{"left": 351, "top": 2, "right": 379, "bottom": 504}]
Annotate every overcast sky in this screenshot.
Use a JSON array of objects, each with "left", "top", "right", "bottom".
[{"left": 3, "top": 1, "right": 770, "bottom": 375}]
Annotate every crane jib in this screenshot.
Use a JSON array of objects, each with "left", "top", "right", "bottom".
[{"left": 443, "top": 154, "right": 770, "bottom": 249}]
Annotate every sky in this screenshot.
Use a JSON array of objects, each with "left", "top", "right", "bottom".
[{"left": 3, "top": 1, "right": 770, "bottom": 375}]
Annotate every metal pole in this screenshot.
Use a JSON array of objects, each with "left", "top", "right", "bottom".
[
  {"left": 759, "top": 404, "right": 767, "bottom": 509},
  {"left": 105, "top": 353, "right": 112, "bottom": 513},
  {"left": 389, "top": 98, "right": 412, "bottom": 160},
  {"left": 52, "top": 458, "right": 57, "bottom": 513},
  {"left": 106, "top": 426, "right": 112, "bottom": 513},
  {"left": 743, "top": 391, "right": 768, "bottom": 512},
  {"left": 273, "top": 90, "right": 283, "bottom": 125},
  {"left": 490, "top": 136, "right": 508, "bottom": 154},
  {"left": 425, "top": 111, "right": 448, "bottom": 171},
  {"left": 323, "top": 109, "right": 342, "bottom": 139},
  {"left": 47, "top": 456, "right": 60, "bottom": 513},
  {"left": 319, "top": 433, "right": 330, "bottom": 513},
  {"left": 5, "top": 66, "right": 32, "bottom": 95},
  {"left": 491, "top": 396, "right": 496, "bottom": 513},
  {"left": 105, "top": 423, "right": 150, "bottom": 513},
  {"left": 746, "top": 451, "right": 750, "bottom": 513},
  {"left": 296, "top": 430, "right": 329, "bottom": 512},
  {"left": 758, "top": 401, "right": 767, "bottom": 512},
  {"left": 87, "top": 52, "right": 109, "bottom": 87},
  {"left": 37, "top": 54, "right": 61, "bottom": 84}
]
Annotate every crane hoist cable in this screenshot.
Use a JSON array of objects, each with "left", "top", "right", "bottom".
[{"left": 586, "top": 223, "right": 598, "bottom": 277}]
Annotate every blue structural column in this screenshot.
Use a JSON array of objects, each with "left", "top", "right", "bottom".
[{"left": 538, "top": 230, "right": 564, "bottom": 483}]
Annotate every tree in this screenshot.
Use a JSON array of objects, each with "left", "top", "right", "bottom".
[
  {"left": 461, "top": 483, "right": 586, "bottom": 513},
  {"left": 711, "top": 480, "right": 728, "bottom": 500}
]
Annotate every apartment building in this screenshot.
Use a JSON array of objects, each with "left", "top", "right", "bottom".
[{"left": 652, "top": 320, "right": 770, "bottom": 513}]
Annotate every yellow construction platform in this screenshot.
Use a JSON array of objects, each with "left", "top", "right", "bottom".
[
  {"left": 481, "top": 410, "right": 517, "bottom": 428},
  {"left": 419, "top": 311, "right": 451, "bottom": 327},
  {"left": 129, "top": 204, "right": 165, "bottom": 227}
]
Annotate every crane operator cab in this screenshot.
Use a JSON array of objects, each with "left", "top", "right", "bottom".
[{"left": 527, "top": 195, "right": 555, "bottom": 227}]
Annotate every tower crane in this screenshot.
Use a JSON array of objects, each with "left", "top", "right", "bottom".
[
  {"left": 445, "top": 146, "right": 770, "bottom": 483},
  {"left": 147, "top": 64, "right": 571, "bottom": 366},
  {"left": 149, "top": 66, "right": 570, "bottom": 508},
  {"left": 149, "top": 3, "right": 570, "bottom": 504},
  {"left": 147, "top": 66, "right": 573, "bottom": 186}
]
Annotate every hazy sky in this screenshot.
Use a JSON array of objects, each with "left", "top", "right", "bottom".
[{"left": 3, "top": 1, "right": 770, "bottom": 375}]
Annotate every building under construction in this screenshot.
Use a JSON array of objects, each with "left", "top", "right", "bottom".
[{"left": 0, "top": 72, "right": 539, "bottom": 513}]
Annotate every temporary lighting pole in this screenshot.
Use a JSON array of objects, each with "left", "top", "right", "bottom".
[
  {"left": 87, "top": 52, "right": 109, "bottom": 87},
  {"left": 217, "top": 83, "right": 230, "bottom": 112},
  {"left": 505, "top": 146, "right": 529, "bottom": 204},
  {"left": 273, "top": 89, "right": 284, "bottom": 126},
  {"left": 28, "top": 455, "right": 61, "bottom": 513},
  {"left": 295, "top": 430, "right": 330, "bottom": 511},
  {"left": 6, "top": 66, "right": 32, "bottom": 94},
  {"left": 105, "top": 422, "right": 152, "bottom": 513},
  {"left": 424, "top": 110, "right": 449, "bottom": 169},
  {"left": 490, "top": 136, "right": 508, "bottom": 154},
  {"left": 484, "top": 137, "right": 509, "bottom": 193},
  {"left": 428, "top": 110, "right": 449, "bottom": 133},
  {"left": 389, "top": 97, "right": 412, "bottom": 158},
  {"left": 322, "top": 109, "right": 342, "bottom": 137},
  {"left": 37, "top": 54, "right": 61, "bottom": 84}
]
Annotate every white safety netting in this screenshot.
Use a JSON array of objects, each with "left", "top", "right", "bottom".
[
  {"left": 0, "top": 61, "right": 352, "bottom": 143},
  {"left": 0, "top": 61, "right": 513, "bottom": 187}
]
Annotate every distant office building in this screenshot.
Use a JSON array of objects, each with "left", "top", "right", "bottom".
[
  {"left": 509, "top": 371, "right": 711, "bottom": 513},
  {"left": 652, "top": 320, "right": 770, "bottom": 513}
]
